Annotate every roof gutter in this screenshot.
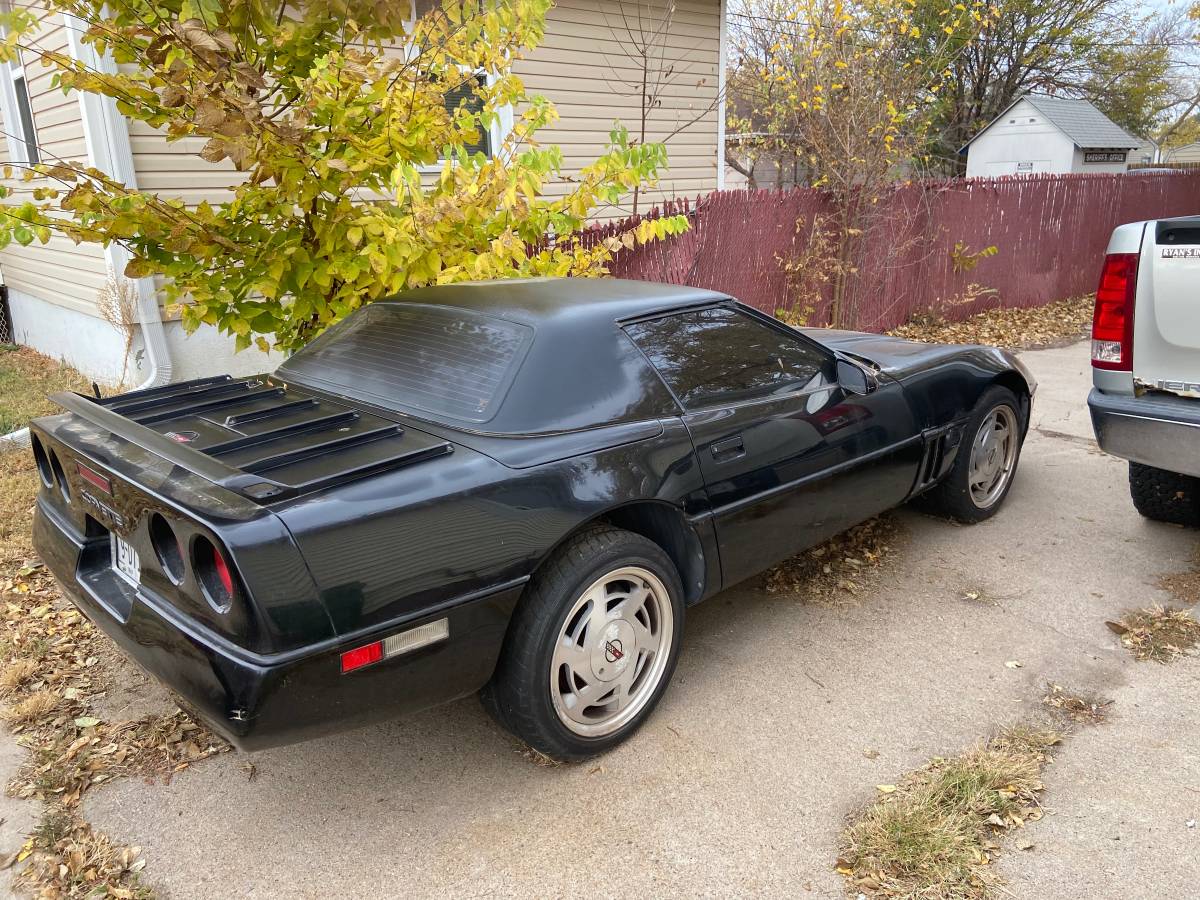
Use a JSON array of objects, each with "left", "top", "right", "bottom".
[{"left": 64, "top": 14, "right": 171, "bottom": 391}]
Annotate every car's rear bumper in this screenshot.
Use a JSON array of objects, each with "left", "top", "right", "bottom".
[
  {"left": 1088, "top": 388, "right": 1200, "bottom": 478},
  {"left": 33, "top": 497, "right": 523, "bottom": 751}
]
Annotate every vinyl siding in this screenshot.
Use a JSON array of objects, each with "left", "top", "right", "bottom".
[
  {"left": 1, "top": 1, "right": 721, "bottom": 324},
  {"left": 0, "top": 7, "right": 107, "bottom": 315},
  {"left": 127, "top": 120, "right": 243, "bottom": 208},
  {"left": 513, "top": 0, "right": 722, "bottom": 216},
  {"left": 1165, "top": 142, "right": 1200, "bottom": 164},
  {"left": 126, "top": 0, "right": 722, "bottom": 216}
]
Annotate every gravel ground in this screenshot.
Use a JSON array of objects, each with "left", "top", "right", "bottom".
[{"left": 8, "top": 339, "right": 1198, "bottom": 899}]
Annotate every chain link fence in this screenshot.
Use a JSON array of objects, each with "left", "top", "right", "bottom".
[{"left": 0, "top": 286, "right": 11, "bottom": 345}]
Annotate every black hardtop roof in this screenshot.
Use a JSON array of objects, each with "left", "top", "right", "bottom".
[
  {"left": 386, "top": 277, "right": 730, "bottom": 329},
  {"left": 278, "top": 278, "right": 733, "bottom": 436}
]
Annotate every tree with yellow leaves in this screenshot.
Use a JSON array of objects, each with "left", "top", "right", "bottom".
[
  {"left": 0, "top": 0, "right": 688, "bottom": 353},
  {"left": 727, "top": 0, "right": 995, "bottom": 324}
]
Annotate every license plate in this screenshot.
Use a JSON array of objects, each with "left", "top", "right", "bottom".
[{"left": 111, "top": 534, "right": 140, "bottom": 586}]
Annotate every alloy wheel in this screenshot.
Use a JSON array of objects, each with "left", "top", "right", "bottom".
[{"left": 549, "top": 565, "right": 674, "bottom": 738}]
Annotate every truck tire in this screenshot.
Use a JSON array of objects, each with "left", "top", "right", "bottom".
[
  {"left": 481, "top": 526, "right": 684, "bottom": 761},
  {"left": 1128, "top": 462, "right": 1200, "bottom": 526},
  {"left": 922, "top": 385, "right": 1025, "bottom": 523}
]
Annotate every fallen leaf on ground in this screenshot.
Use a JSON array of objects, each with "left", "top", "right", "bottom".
[{"left": 888, "top": 295, "right": 1092, "bottom": 350}]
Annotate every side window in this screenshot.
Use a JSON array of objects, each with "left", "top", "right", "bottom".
[{"left": 625, "top": 307, "right": 832, "bottom": 409}]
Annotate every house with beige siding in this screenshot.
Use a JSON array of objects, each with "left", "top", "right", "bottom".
[
  {"left": 0, "top": 0, "right": 727, "bottom": 389},
  {"left": 1163, "top": 141, "right": 1200, "bottom": 165}
]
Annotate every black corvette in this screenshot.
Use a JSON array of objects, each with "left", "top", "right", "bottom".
[{"left": 30, "top": 279, "right": 1034, "bottom": 760}]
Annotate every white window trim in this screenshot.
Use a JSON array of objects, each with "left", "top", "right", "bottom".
[
  {"left": 416, "top": 69, "right": 515, "bottom": 175},
  {"left": 406, "top": 1, "right": 513, "bottom": 174},
  {"left": 0, "top": 13, "right": 37, "bottom": 166}
]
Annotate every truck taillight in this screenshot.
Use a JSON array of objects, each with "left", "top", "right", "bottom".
[{"left": 1092, "top": 252, "right": 1138, "bottom": 371}]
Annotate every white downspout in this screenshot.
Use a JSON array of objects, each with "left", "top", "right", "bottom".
[
  {"left": 716, "top": 0, "right": 728, "bottom": 190},
  {"left": 64, "top": 14, "right": 171, "bottom": 389}
]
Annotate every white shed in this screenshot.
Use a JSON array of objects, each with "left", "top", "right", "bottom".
[{"left": 963, "top": 95, "right": 1142, "bottom": 179}]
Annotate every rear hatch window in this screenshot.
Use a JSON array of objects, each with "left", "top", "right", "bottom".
[{"left": 278, "top": 304, "right": 533, "bottom": 425}]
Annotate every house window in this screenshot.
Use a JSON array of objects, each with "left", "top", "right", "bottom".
[
  {"left": 442, "top": 72, "right": 490, "bottom": 157},
  {"left": 10, "top": 69, "right": 38, "bottom": 164},
  {"left": 404, "top": 1, "right": 507, "bottom": 166}
]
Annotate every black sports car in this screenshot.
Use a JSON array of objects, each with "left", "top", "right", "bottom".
[{"left": 30, "top": 279, "right": 1035, "bottom": 760}]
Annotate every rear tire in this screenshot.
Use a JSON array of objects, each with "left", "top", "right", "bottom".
[
  {"left": 922, "top": 385, "right": 1025, "bottom": 523},
  {"left": 1129, "top": 462, "right": 1200, "bottom": 526},
  {"left": 481, "top": 526, "right": 684, "bottom": 761}
]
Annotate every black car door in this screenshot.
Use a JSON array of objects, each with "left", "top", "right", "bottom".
[{"left": 625, "top": 304, "right": 923, "bottom": 588}]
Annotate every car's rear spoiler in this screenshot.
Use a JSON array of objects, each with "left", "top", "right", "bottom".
[
  {"left": 50, "top": 376, "right": 453, "bottom": 503},
  {"left": 52, "top": 389, "right": 298, "bottom": 501}
]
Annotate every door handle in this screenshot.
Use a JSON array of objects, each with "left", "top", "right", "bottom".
[{"left": 710, "top": 435, "right": 745, "bottom": 461}]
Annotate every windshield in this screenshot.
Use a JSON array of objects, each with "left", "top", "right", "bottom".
[{"left": 277, "top": 303, "right": 533, "bottom": 425}]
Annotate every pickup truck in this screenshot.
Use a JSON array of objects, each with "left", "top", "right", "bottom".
[{"left": 1089, "top": 215, "right": 1200, "bottom": 524}]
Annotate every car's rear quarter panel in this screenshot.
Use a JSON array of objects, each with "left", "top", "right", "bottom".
[
  {"left": 273, "top": 418, "right": 712, "bottom": 637},
  {"left": 32, "top": 413, "right": 332, "bottom": 654}
]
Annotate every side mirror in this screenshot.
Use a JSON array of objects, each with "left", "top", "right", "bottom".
[{"left": 836, "top": 358, "right": 876, "bottom": 396}]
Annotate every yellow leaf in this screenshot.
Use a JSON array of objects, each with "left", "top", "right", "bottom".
[{"left": 876, "top": 784, "right": 896, "bottom": 793}]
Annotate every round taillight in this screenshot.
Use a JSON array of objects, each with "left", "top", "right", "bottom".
[
  {"left": 48, "top": 450, "right": 70, "bottom": 503},
  {"left": 149, "top": 514, "right": 185, "bottom": 584},
  {"left": 193, "top": 536, "right": 235, "bottom": 612},
  {"left": 31, "top": 436, "right": 53, "bottom": 488}
]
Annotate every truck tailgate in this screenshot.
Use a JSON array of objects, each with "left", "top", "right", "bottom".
[{"left": 1134, "top": 216, "right": 1200, "bottom": 395}]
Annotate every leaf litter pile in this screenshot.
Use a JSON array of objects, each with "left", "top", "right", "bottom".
[
  {"left": 888, "top": 295, "right": 1092, "bottom": 350},
  {"left": 1106, "top": 605, "right": 1200, "bottom": 663},
  {"left": 0, "top": 446, "right": 229, "bottom": 898},
  {"left": 762, "top": 514, "right": 901, "bottom": 603}
]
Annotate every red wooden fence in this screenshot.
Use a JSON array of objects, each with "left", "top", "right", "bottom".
[{"left": 586, "top": 171, "right": 1200, "bottom": 331}]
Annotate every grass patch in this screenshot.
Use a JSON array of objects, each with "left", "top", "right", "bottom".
[
  {"left": 0, "top": 345, "right": 89, "bottom": 434},
  {"left": 2, "top": 689, "right": 59, "bottom": 726},
  {"left": 0, "top": 657, "right": 39, "bottom": 695},
  {"left": 838, "top": 724, "right": 1060, "bottom": 898},
  {"left": 1107, "top": 605, "right": 1200, "bottom": 663}
]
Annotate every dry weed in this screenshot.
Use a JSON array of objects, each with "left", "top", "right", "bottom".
[
  {"left": 838, "top": 723, "right": 1060, "bottom": 898},
  {"left": 1107, "top": 605, "right": 1200, "bottom": 663}
]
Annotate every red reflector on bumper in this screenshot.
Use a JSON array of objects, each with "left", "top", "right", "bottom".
[
  {"left": 340, "top": 641, "right": 383, "bottom": 674},
  {"left": 74, "top": 462, "right": 112, "bottom": 493}
]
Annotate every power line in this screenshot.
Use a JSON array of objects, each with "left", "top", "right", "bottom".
[{"left": 727, "top": 9, "right": 1200, "bottom": 53}]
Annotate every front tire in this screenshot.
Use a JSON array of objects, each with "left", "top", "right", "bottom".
[
  {"left": 1129, "top": 462, "right": 1200, "bottom": 526},
  {"left": 923, "top": 385, "right": 1025, "bottom": 523},
  {"left": 481, "top": 526, "right": 685, "bottom": 761}
]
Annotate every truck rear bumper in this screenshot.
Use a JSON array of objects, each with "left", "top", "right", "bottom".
[
  {"left": 33, "top": 497, "right": 522, "bottom": 751},
  {"left": 1088, "top": 388, "right": 1200, "bottom": 478}
]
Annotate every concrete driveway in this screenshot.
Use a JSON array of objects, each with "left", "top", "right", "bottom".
[{"left": 69, "top": 339, "right": 1200, "bottom": 898}]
